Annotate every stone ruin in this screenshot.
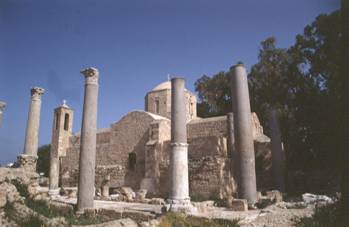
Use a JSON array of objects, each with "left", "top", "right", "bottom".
[
  {"left": 0, "top": 64, "right": 291, "bottom": 227},
  {"left": 49, "top": 66, "right": 273, "bottom": 206}
]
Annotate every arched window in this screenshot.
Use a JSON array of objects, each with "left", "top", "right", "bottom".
[
  {"left": 128, "top": 152, "right": 136, "bottom": 171},
  {"left": 64, "top": 113, "right": 69, "bottom": 131},
  {"left": 155, "top": 100, "right": 160, "bottom": 114},
  {"left": 55, "top": 112, "right": 60, "bottom": 130}
]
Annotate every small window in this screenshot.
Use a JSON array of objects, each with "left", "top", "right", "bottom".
[
  {"left": 64, "top": 113, "right": 69, "bottom": 131},
  {"left": 155, "top": 100, "right": 160, "bottom": 114},
  {"left": 128, "top": 152, "right": 137, "bottom": 171},
  {"left": 55, "top": 112, "right": 60, "bottom": 130}
]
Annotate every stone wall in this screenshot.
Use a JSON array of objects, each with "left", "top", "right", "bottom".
[
  {"left": 61, "top": 111, "right": 166, "bottom": 190},
  {"left": 60, "top": 110, "right": 272, "bottom": 200}
]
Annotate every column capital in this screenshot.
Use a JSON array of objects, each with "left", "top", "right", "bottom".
[
  {"left": 81, "top": 67, "right": 99, "bottom": 85},
  {"left": 0, "top": 101, "right": 6, "bottom": 111},
  {"left": 31, "top": 87, "right": 45, "bottom": 100}
]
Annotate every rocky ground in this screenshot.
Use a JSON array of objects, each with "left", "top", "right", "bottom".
[{"left": 0, "top": 166, "right": 333, "bottom": 227}]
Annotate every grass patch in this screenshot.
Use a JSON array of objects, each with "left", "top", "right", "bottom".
[
  {"left": 25, "top": 198, "right": 112, "bottom": 226},
  {"left": 4, "top": 202, "right": 44, "bottom": 227},
  {"left": 158, "top": 212, "right": 240, "bottom": 227},
  {"left": 293, "top": 203, "right": 340, "bottom": 227}
]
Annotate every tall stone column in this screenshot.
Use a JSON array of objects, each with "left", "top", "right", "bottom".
[
  {"left": 19, "top": 87, "right": 45, "bottom": 171},
  {"left": 227, "top": 112, "right": 238, "bottom": 190},
  {"left": 269, "top": 107, "right": 285, "bottom": 192},
  {"left": 168, "top": 77, "right": 192, "bottom": 212},
  {"left": 77, "top": 68, "right": 99, "bottom": 213},
  {"left": 230, "top": 64, "right": 257, "bottom": 204},
  {"left": 0, "top": 101, "right": 6, "bottom": 127}
]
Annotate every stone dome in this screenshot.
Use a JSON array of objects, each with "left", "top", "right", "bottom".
[{"left": 151, "top": 81, "right": 171, "bottom": 91}]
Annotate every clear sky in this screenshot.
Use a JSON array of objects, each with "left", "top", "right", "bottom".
[{"left": 0, "top": 0, "right": 340, "bottom": 165}]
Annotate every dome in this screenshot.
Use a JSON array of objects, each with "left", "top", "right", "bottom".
[
  {"left": 151, "top": 81, "right": 189, "bottom": 92},
  {"left": 151, "top": 81, "right": 171, "bottom": 91}
]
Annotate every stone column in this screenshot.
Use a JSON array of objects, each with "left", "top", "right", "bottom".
[
  {"left": 0, "top": 101, "right": 6, "bottom": 127},
  {"left": 168, "top": 77, "right": 193, "bottom": 212},
  {"left": 227, "top": 112, "right": 238, "bottom": 190},
  {"left": 19, "top": 87, "right": 45, "bottom": 171},
  {"left": 230, "top": 64, "right": 257, "bottom": 204},
  {"left": 269, "top": 107, "right": 285, "bottom": 192},
  {"left": 77, "top": 67, "right": 99, "bottom": 213}
]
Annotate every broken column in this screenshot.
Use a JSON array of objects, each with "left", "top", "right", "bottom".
[
  {"left": 269, "top": 107, "right": 285, "bottom": 192},
  {"left": 18, "top": 87, "right": 45, "bottom": 171},
  {"left": 0, "top": 101, "right": 6, "bottom": 127},
  {"left": 168, "top": 77, "right": 192, "bottom": 212},
  {"left": 230, "top": 63, "right": 257, "bottom": 204},
  {"left": 77, "top": 67, "right": 99, "bottom": 213}
]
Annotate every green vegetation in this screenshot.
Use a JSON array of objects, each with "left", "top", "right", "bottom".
[
  {"left": 293, "top": 203, "right": 340, "bottom": 227},
  {"left": 158, "top": 212, "right": 240, "bottom": 227},
  {"left": 25, "top": 198, "right": 106, "bottom": 226},
  {"left": 37, "top": 144, "right": 51, "bottom": 176},
  {"left": 4, "top": 203, "right": 44, "bottom": 227},
  {"left": 195, "top": 3, "right": 349, "bottom": 223}
]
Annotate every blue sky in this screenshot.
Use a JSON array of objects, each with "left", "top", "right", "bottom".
[{"left": 0, "top": 0, "right": 340, "bottom": 164}]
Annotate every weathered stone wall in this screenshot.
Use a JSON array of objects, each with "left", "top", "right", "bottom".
[
  {"left": 145, "top": 88, "right": 197, "bottom": 122},
  {"left": 60, "top": 110, "right": 272, "bottom": 200},
  {"left": 61, "top": 111, "right": 166, "bottom": 190}
]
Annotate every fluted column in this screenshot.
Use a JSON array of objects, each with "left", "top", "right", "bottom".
[
  {"left": 230, "top": 64, "right": 257, "bottom": 204},
  {"left": 0, "top": 101, "right": 6, "bottom": 127},
  {"left": 168, "top": 77, "right": 191, "bottom": 211},
  {"left": 269, "top": 107, "right": 285, "bottom": 192},
  {"left": 77, "top": 67, "right": 99, "bottom": 213}
]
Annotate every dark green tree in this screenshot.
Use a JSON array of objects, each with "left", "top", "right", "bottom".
[
  {"left": 36, "top": 144, "right": 50, "bottom": 177},
  {"left": 195, "top": 72, "right": 231, "bottom": 117}
]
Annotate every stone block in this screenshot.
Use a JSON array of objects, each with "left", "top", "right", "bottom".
[
  {"left": 135, "top": 189, "right": 147, "bottom": 201},
  {"left": 192, "top": 200, "right": 215, "bottom": 212},
  {"left": 226, "top": 197, "right": 248, "bottom": 211},
  {"left": 266, "top": 190, "right": 283, "bottom": 203},
  {"left": 150, "top": 198, "right": 165, "bottom": 205}
]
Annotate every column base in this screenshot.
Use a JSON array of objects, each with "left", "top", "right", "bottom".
[
  {"left": 17, "top": 154, "right": 37, "bottom": 172},
  {"left": 166, "top": 198, "right": 198, "bottom": 213}
]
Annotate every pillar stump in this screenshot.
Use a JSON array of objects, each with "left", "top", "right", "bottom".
[
  {"left": 77, "top": 67, "right": 99, "bottom": 213},
  {"left": 19, "top": 87, "right": 45, "bottom": 172},
  {"left": 230, "top": 64, "right": 257, "bottom": 205},
  {"left": 269, "top": 107, "right": 285, "bottom": 192}
]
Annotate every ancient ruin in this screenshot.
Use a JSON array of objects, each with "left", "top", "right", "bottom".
[
  {"left": 230, "top": 64, "right": 258, "bottom": 204},
  {"left": 167, "top": 77, "right": 193, "bottom": 212},
  {"left": 52, "top": 76, "right": 271, "bottom": 202},
  {"left": 18, "top": 87, "right": 45, "bottom": 172},
  {"left": 77, "top": 67, "right": 100, "bottom": 212}
]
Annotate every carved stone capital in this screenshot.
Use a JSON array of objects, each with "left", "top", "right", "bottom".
[
  {"left": 31, "top": 87, "right": 45, "bottom": 100},
  {"left": 81, "top": 67, "right": 99, "bottom": 85},
  {"left": 17, "top": 154, "right": 38, "bottom": 172}
]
